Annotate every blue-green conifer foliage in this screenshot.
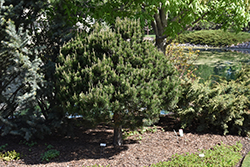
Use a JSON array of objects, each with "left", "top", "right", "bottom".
[{"left": 0, "top": 0, "right": 47, "bottom": 140}]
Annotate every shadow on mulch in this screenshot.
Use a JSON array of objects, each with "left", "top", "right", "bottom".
[{"left": 0, "top": 123, "right": 137, "bottom": 165}]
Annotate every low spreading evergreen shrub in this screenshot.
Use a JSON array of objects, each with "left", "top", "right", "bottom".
[
  {"left": 176, "top": 30, "right": 250, "bottom": 47},
  {"left": 40, "top": 149, "right": 60, "bottom": 162},
  {"left": 175, "top": 66, "right": 250, "bottom": 136}
]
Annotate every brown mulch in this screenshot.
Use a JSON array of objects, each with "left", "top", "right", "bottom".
[{"left": 0, "top": 115, "right": 250, "bottom": 167}]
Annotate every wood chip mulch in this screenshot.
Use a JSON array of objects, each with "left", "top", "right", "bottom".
[{"left": 0, "top": 115, "right": 249, "bottom": 167}]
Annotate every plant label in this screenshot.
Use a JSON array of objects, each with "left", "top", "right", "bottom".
[
  {"left": 179, "top": 129, "right": 183, "bottom": 137},
  {"left": 100, "top": 143, "right": 106, "bottom": 147}
]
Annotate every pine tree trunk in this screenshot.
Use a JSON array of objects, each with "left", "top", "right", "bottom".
[
  {"left": 113, "top": 112, "right": 123, "bottom": 146},
  {"left": 113, "top": 124, "right": 123, "bottom": 146}
]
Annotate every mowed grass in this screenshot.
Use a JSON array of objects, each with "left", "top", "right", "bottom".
[
  {"left": 145, "top": 34, "right": 156, "bottom": 38},
  {"left": 242, "top": 152, "right": 250, "bottom": 167},
  {"left": 152, "top": 142, "right": 242, "bottom": 167}
]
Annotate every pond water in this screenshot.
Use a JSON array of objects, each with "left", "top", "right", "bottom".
[
  {"left": 195, "top": 62, "right": 241, "bottom": 82},
  {"left": 191, "top": 48, "right": 250, "bottom": 82}
]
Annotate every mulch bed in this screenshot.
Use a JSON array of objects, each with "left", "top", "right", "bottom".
[{"left": 0, "top": 115, "right": 250, "bottom": 167}]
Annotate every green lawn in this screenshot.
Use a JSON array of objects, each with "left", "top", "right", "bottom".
[
  {"left": 241, "top": 151, "right": 250, "bottom": 167},
  {"left": 145, "top": 34, "right": 155, "bottom": 38}
]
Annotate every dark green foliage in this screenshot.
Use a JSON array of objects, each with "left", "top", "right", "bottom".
[
  {"left": 176, "top": 30, "right": 250, "bottom": 47},
  {"left": 175, "top": 66, "right": 250, "bottom": 136},
  {"left": 1, "top": 0, "right": 47, "bottom": 31},
  {"left": 56, "top": 18, "right": 180, "bottom": 139},
  {"left": 40, "top": 149, "right": 60, "bottom": 162}
]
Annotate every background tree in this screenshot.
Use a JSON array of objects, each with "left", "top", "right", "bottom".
[
  {"left": 56, "top": 18, "right": 181, "bottom": 146},
  {"left": 91, "top": 0, "right": 250, "bottom": 53}
]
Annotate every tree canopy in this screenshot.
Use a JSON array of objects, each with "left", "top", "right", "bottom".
[{"left": 91, "top": 0, "right": 250, "bottom": 53}]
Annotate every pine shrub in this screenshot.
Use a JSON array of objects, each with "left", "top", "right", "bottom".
[{"left": 56, "top": 18, "right": 181, "bottom": 145}]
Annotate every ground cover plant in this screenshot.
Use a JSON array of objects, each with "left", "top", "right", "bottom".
[
  {"left": 0, "top": 144, "right": 20, "bottom": 161},
  {"left": 175, "top": 30, "right": 250, "bottom": 47},
  {"left": 0, "top": 150, "right": 20, "bottom": 161},
  {"left": 40, "top": 149, "right": 60, "bottom": 162}
]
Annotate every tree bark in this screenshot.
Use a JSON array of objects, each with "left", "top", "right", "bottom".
[
  {"left": 113, "top": 124, "right": 123, "bottom": 146},
  {"left": 151, "top": 6, "right": 168, "bottom": 55},
  {"left": 113, "top": 112, "right": 123, "bottom": 146}
]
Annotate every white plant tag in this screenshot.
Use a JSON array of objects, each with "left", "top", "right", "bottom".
[
  {"left": 179, "top": 129, "right": 183, "bottom": 137},
  {"left": 100, "top": 143, "right": 106, "bottom": 147}
]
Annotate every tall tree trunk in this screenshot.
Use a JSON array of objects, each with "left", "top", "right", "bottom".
[
  {"left": 151, "top": 6, "right": 168, "bottom": 55},
  {"left": 151, "top": 4, "right": 209, "bottom": 55},
  {"left": 113, "top": 112, "right": 123, "bottom": 146}
]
